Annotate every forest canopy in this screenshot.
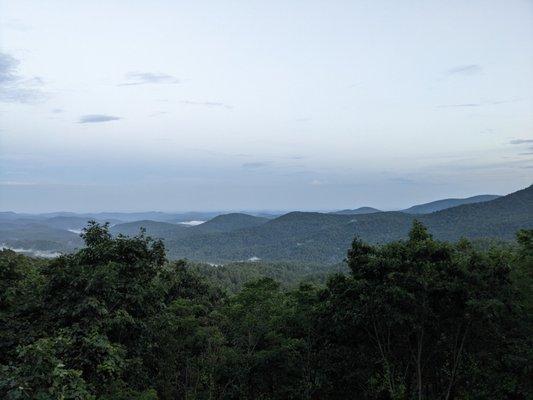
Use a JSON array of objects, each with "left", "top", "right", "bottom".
[{"left": 0, "top": 221, "right": 531, "bottom": 399}]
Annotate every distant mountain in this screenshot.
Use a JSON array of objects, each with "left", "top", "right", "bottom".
[
  {"left": 165, "top": 212, "right": 222, "bottom": 223},
  {"left": 86, "top": 212, "right": 181, "bottom": 223},
  {"left": 248, "top": 212, "right": 283, "bottom": 219},
  {"left": 1, "top": 210, "right": 281, "bottom": 223},
  {"left": 421, "top": 185, "right": 531, "bottom": 240},
  {"left": 191, "top": 213, "right": 269, "bottom": 234},
  {"left": 42, "top": 216, "right": 122, "bottom": 231},
  {"left": 0, "top": 212, "right": 37, "bottom": 221},
  {"left": 164, "top": 211, "right": 406, "bottom": 263},
  {"left": 403, "top": 194, "right": 501, "bottom": 214},
  {"left": 330, "top": 207, "right": 381, "bottom": 215},
  {"left": 21, "top": 211, "right": 210, "bottom": 223},
  {"left": 110, "top": 220, "right": 190, "bottom": 238},
  {"left": 0, "top": 220, "right": 83, "bottom": 253},
  {"left": 168, "top": 211, "right": 279, "bottom": 224},
  {"left": 36, "top": 212, "right": 89, "bottom": 218},
  {"left": 1, "top": 185, "right": 530, "bottom": 263},
  {"left": 109, "top": 213, "right": 269, "bottom": 239},
  {"left": 0, "top": 211, "right": 275, "bottom": 255},
  {"left": 0, "top": 212, "right": 23, "bottom": 221},
  {"left": 164, "top": 185, "right": 532, "bottom": 263}
]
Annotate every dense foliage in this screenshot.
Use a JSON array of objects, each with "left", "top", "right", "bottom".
[
  {"left": 1, "top": 221, "right": 531, "bottom": 399},
  {"left": 189, "top": 261, "right": 348, "bottom": 294},
  {"left": 165, "top": 184, "right": 533, "bottom": 263}
]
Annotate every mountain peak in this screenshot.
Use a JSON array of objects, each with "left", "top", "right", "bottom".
[{"left": 403, "top": 194, "right": 501, "bottom": 214}]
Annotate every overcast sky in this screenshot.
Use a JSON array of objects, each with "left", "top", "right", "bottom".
[{"left": 0, "top": 0, "right": 532, "bottom": 212}]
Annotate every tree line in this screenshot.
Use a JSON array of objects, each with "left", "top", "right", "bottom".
[{"left": 1, "top": 221, "right": 531, "bottom": 399}]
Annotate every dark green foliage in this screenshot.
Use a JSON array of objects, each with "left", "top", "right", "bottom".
[
  {"left": 217, "top": 278, "right": 306, "bottom": 399},
  {"left": 0, "top": 250, "right": 47, "bottom": 366},
  {"left": 1, "top": 222, "right": 225, "bottom": 399},
  {"left": 315, "top": 224, "right": 532, "bottom": 399},
  {"left": 188, "top": 261, "right": 348, "bottom": 293},
  {"left": 1, "top": 222, "right": 531, "bottom": 399}
]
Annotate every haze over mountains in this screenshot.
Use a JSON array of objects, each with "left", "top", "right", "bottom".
[
  {"left": 329, "top": 207, "right": 382, "bottom": 215},
  {"left": 1, "top": 185, "right": 531, "bottom": 262},
  {"left": 402, "top": 194, "right": 501, "bottom": 214},
  {"left": 329, "top": 194, "right": 501, "bottom": 215}
]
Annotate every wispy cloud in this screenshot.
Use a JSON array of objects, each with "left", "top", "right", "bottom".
[
  {"left": 446, "top": 64, "right": 482, "bottom": 76},
  {"left": 510, "top": 139, "right": 533, "bottom": 145},
  {"left": 509, "top": 138, "right": 533, "bottom": 156},
  {"left": 0, "top": 52, "right": 45, "bottom": 103},
  {"left": 181, "top": 100, "right": 233, "bottom": 109},
  {"left": 485, "top": 99, "right": 521, "bottom": 105},
  {"left": 118, "top": 72, "right": 179, "bottom": 86},
  {"left": 438, "top": 98, "right": 521, "bottom": 109},
  {"left": 78, "top": 114, "right": 121, "bottom": 123}
]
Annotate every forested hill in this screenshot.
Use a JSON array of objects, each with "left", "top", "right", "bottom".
[
  {"left": 165, "top": 184, "right": 533, "bottom": 263},
  {"left": 422, "top": 183, "right": 532, "bottom": 239},
  {"left": 329, "top": 206, "right": 381, "bottom": 215},
  {"left": 403, "top": 194, "right": 501, "bottom": 214},
  {"left": 191, "top": 213, "right": 269, "bottom": 233},
  {"left": 110, "top": 220, "right": 190, "bottom": 237},
  {"left": 1, "top": 185, "right": 531, "bottom": 262}
]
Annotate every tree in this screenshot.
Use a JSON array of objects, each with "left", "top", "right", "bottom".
[
  {"left": 316, "top": 221, "right": 530, "bottom": 399},
  {"left": 0, "top": 223, "right": 224, "bottom": 399},
  {"left": 218, "top": 278, "right": 307, "bottom": 399},
  {"left": 1, "top": 221, "right": 530, "bottom": 399}
]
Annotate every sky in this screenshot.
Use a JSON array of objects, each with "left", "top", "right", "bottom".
[{"left": 0, "top": 0, "right": 532, "bottom": 212}]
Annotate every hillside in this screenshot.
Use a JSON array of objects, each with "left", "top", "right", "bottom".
[
  {"left": 109, "top": 213, "right": 269, "bottom": 239},
  {"left": 40, "top": 215, "right": 122, "bottom": 230},
  {"left": 421, "top": 185, "right": 532, "bottom": 240},
  {"left": 190, "top": 213, "right": 269, "bottom": 234},
  {"left": 110, "top": 220, "right": 190, "bottom": 238},
  {"left": 1, "top": 186, "right": 530, "bottom": 262},
  {"left": 329, "top": 207, "right": 381, "bottom": 215},
  {"left": 0, "top": 220, "right": 83, "bottom": 253},
  {"left": 404, "top": 194, "right": 501, "bottom": 214},
  {"left": 164, "top": 185, "right": 532, "bottom": 263}
]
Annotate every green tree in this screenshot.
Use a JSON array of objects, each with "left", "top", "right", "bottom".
[
  {"left": 218, "top": 278, "right": 307, "bottom": 399},
  {"left": 1, "top": 221, "right": 530, "bottom": 400},
  {"left": 316, "top": 221, "right": 530, "bottom": 399},
  {"left": 1, "top": 223, "right": 224, "bottom": 399}
]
